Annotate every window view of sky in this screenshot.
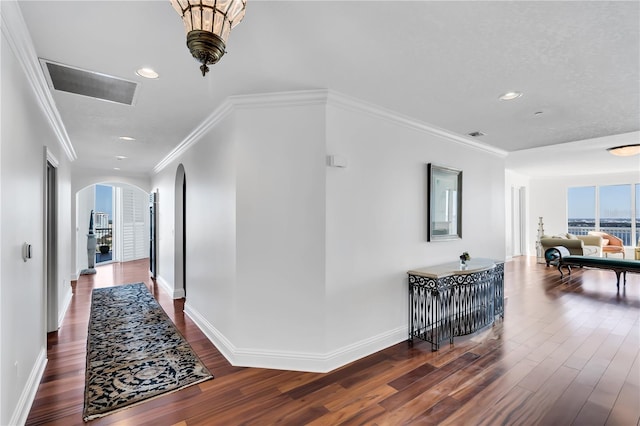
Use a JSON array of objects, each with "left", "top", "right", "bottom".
[
  {"left": 600, "top": 185, "right": 631, "bottom": 219},
  {"left": 567, "top": 184, "right": 639, "bottom": 246},
  {"left": 567, "top": 186, "right": 595, "bottom": 219},
  {"left": 568, "top": 184, "right": 639, "bottom": 219},
  {"left": 96, "top": 185, "right": 112, "bottom": 217}
]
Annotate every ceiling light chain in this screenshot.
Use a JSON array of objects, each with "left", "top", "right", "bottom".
[{"left": 171, "top": 0, "right": 247, "bottom": 77}]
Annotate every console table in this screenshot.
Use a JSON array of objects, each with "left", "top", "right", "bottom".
[{"left": 407, "top": 258, "right": 504, "bottom": 351}]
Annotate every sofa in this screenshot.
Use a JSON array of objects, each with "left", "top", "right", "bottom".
[
  {"left": 587, "top": 231, "right": 625, "bottom": 258},
  {"left": 540, "top": 233, "right": 604, "bottom": 261}
]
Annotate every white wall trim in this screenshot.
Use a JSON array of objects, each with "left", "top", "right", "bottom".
[
  {"left": 9, "top": 348, "right": 47, "bottom": 426},
  {"left": 58, "top": 286, "right": 73, "bottom": 328},
  {"left": 152, "top": 90, "right": 329, "bottom": 174},
  {"left": 184, "top": 303, "right": 237, "bottom": 365},
  {"left": 152, "top": 100, "right": 234, "bottom": 174},
  {"left": 156, "top": 274, "right": 184, "bottom": 299},
  {"left": 1, "top": 1, "right": 77, "bottom": 162},
  {"left": 230, "top": 89, "right": 329, "bottom": 110},
  {"left": 152, "top": 88, "right": 507, "bottom": 174},
  {"left": 46, "top": 147, "right": 59, "bottom": 167},
  {"left": 325, "top": 90, "right": 508, "bottom": 158},
  {"left": 185, "top": 302, "right": 406, "bottom": 373}
]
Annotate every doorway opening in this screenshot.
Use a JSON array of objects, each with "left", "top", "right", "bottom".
[
  {"left": 76, "top": 183, "right": 150, "bottom": 275},
  {"left": 511, "top": 186, "right": 527, "bottom": 257},
  {"left": 45, "top": 156, "right": 58, "bottom": 332},
  {"left": 175, "top": 164, "right": 187, "bottom": 299},
  {"left": 95, "top": 184, "right": 113, "bottom": 264}
]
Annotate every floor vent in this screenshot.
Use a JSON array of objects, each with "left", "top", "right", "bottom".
[{"left": 40, "top": 59, "right": 137, "bottom": 105}]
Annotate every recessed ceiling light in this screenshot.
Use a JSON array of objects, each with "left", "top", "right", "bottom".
[
  {"left": 115, "top": 155, "right": 127, "bottom": 160},
  {"left": 136, "top": 67, "right": 159, "bottom": 79},
  {"left": 607, "top": 144, "right": 640, "bottom": 157},
  {"left": 499, "top": 91, "right": 523, "bottom": 101},
  {"left": 119, "top": 136, "right": 136, "bottom": 141},
  {"left": 113, "top": 167, "right": 121, "bottom": 171},
  {"left": 468, "top": 131, "right": 485, "bottom": 137}
]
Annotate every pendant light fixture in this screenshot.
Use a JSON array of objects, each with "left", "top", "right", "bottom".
[{"left": 171, "top": 0, "right": 247, "bottom": 77}]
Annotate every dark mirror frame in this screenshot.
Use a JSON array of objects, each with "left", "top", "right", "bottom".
[{"left": 427, "top": 163, "right": 462, "bottom": 241}]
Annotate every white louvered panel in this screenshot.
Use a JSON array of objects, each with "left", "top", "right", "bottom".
[
  {"left": 122, "top": 224, "right": 135, "bottom": 260},
  {"left": 121, "top": 188, "right": 148, "bottom": 262},
  {"left": 134, "top": 190, "right": 147, "bottom": 259},
  {"left": 121, "top": 188, "right": 135, "bottom": 260},
  {"left": 134, "top": 223, "right": 145, "bottom": 259}
]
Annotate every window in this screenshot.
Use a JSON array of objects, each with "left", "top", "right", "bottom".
[
  {"left": 599, "top": 185, "right": 632, "bottom": 245},
  {"left": 568, "top": 184, "right": 639, "bottom": 246},
  {"left": 95, "top": 184, "right": 113, "bottom": 263},
  {"left": 636, "top": 184, "right": 640, "bottom": 245},
  {"left": 567, "top": 186, "right": 595, "bottom": 235}
]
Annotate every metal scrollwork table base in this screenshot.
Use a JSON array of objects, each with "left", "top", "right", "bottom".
[{"left": 407, "top": 259, "right": 504, "bottom": 351}]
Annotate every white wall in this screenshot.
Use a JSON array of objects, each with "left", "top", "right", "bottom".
[
  {"left": 1, "top": 24, "right": 72, "bottom": 426},
  {"left": 235, "top": 105, "right": 326, "bottom": 355},
  {"left": 152, "top": 171, "right": 176, "bottom": 297},
  {"left": 527, "top": 171, "right": 640, "bottom": 255},
  {"left": 505, "top": 170, "right": 531, "bottom": 257},
  {"left": 325, "top": 103, "right": 506, "bottom": 355},
  {"left": 154, "top": 113, "right": 239, "bottom": 343},
  {"left": 55, "top": 158, "right": 73, "bottom": 327},
  {"left": 152, "top": 91, "right": 506, "bottom": 372}
]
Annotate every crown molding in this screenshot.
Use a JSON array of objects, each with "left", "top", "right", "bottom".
[
  {"left": 152, "top": 99, "right": 234, "bottom": 174},
  {"left": 152, "top": 90, "right": 329, "bottom": 174},
  {"left": 1, "top": 1, "right": 77, "bottom": 161},
  {"left": 230, "top": 89, "right": 330, "bottom": 110},
  {"left": 325, "top": 90, "right": 508, "bottom": 158},
  {"left": 152, "top": 88, "right": 507, "bottom": 174}
]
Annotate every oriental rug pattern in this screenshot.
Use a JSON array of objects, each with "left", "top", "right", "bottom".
[{"left": 83, "top": 283, "right": 213, "bottom": 421}]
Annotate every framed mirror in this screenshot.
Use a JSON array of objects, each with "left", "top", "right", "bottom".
[{"left": 427, "top": 164, "right": 462, "bottom": 241}]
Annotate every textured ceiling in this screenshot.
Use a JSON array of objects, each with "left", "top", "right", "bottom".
[{"left": 16, "top": 1, "right": 640, "bottom": 177}]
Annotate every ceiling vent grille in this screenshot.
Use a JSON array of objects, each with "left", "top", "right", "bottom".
[{"left": 40, "top": 59, "right": 137, "bottom": 105}]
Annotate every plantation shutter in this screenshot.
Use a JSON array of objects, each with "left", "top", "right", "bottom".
[{"left": 121, "top": 187, "right": 147, "bottom": 261}]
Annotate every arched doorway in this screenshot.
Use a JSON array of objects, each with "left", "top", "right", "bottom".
[
  {"left": 74, "top": 182, "right": 150, "bottom": 276},
  {"left": 175, "top": 164, "right": 187, "bottom": 298}
]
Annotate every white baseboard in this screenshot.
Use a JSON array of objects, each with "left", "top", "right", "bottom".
[
  {"left": 58, "top": 286, "right": 73, "bottom": 328},
  {"left": 9, "top": 348, "right": 47, "bottom": 426},
  {"left": 183, "top": 304, "right": 236, "bottom": 364},
  {"left": 184, "top": 303, "right": 406, "bottom": 373},
  {"left": 156, "top": 274, "right": 185, "bottom": 299}
]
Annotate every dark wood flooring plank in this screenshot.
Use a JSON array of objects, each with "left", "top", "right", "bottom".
[
  {"left": 24, "top": 257, "right": 640, "bottom": 426},
  {"left": 378, "top": 352, "right": 480, "bottom": 412}
]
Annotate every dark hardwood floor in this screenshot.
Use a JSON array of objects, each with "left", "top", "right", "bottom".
[{"left": 26, "top": 257, "right": 639, "bottom": 425}]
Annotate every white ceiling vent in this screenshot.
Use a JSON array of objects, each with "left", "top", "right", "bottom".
[{"left": 40, "top": 59, "right": 138, "bottom": 105}]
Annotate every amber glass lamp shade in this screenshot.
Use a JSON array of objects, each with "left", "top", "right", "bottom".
[{"left": 171, "top": 0, "right": 247, "bottom": 76}]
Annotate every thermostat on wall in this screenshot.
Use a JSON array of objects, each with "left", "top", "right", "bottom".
[{"left": 326, "top": 155, "right": 348, "bottom": 168}]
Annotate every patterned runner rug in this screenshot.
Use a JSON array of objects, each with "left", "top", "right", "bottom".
[{"left": 83, "top": 283, "right": 213, "bottom": 421}]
